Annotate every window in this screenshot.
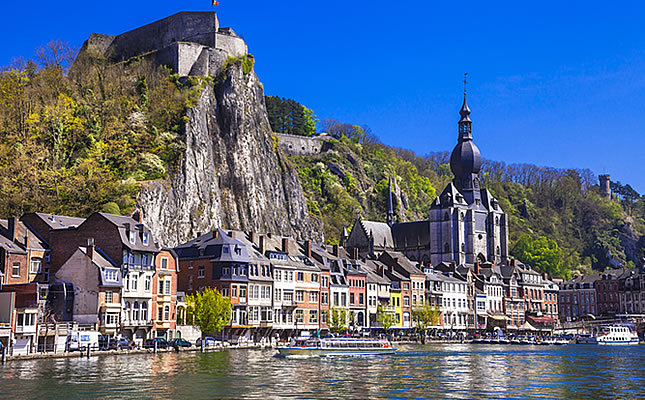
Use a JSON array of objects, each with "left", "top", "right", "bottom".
[
  {"left": 165, "top": 280, "right": 171, "bottom": 295},
  {"left": 161, "top": 257, "right": 168, "bottom": 270},
  {"left": 142, "top": 232, "right": 149, "bottom": 245},
  {"left": 12, "top": 262, "right": 20, "bottom": 277},
  {"left": 105, "top": 291, "right": 113, "bottom": 303},
  {"left": 198, "top": 265, "right": 205, "bottom": 278},
  {"left": 312, "top": 273, "right": 319, "bottom": 282},
  {"left": 341, "top": 293, "right": 347, "bottom": 306},
  {"left": 275, "top": 270, "right": 281, "bottom": 281},
  {"left": 129, "top": 230, "right": 136, "bottom": 244},
  {"left": 322, "top": 276, "right": 328, "bottom": 288},
  {"left": 334, "top": 292, "right": 339, "bottom": 306},
  {"left": 240, "top": 287, "right": 247, "bottom": 299},
  {"left": 105, "top": 269, "right": 118, "bottom": 282},
  {"left": 321, "top": 292, "right": 328, "bottom": 305},
  {"left": 295, "top": 310, "right": 304, "bottom": 323},
  {"left": 350, "top": 293, "right": 355, "bottom": 305},
  {"left": 359, "top": 293, "right": 364, "bottom": 305},
  {"left": 275, "top": 288, "right": 281, "bottom": 301},
  {"left": 164, "top": 305, "right": 170, "bottom": 321},
  {"left": 145, "top": 276, "right": 152, "bottom": 292},
  {"left": 29, "top": 258, "right": 42, "bottom": 274},
  {"left": 404, "top": 296, "right": 410, "bottom": 307},
  {"left": 232, "top": 286, "right": 238, "bottom": 298},
  {"left": 141, "top": 302, "right": 148, "bottom": 321},
  {"left": 133, "top": 302, "right": 140, "bottom": 320},
  {"left": 131, "top": 274, "right": 138, "bottom": 291},
  {"left": 296, "top": 290, "right": 304, "bottom": 303},
  {"left": 309, "top": 310, "right": 318, "bottom": 323},
  {"left": 283, "top": 292, "right": 293, "bottom": 302},
  {"left": 309, "top": 291, "right": 318, "bottom": 303},
  {"left": 288, "top": 271, "right": 294, "bottom": 281},
  {"left": 223, "top": 267, "right": 230, "bottom": 276},
  {"left": 158, "top": 306, "right": 163, "bottom": 321},
  {"left": 222, "top": 286, "right": 229, "bottom": 297},
  {"left": 403, "top": 283, "right": 409, "bottom": 291}
]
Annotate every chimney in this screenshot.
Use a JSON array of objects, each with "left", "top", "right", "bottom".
[
  {"left": 8, "top": 217, "right": 18, "bottom": 242},
  {"left": 543, "top": 272, "right": 549, "bottom": 281},
  {"left": 214, "top": 230, "right": 219, "bottom": 238},
  {"left": 132, "top": 210, "right": 143, "bottom": 223},
  {"left": 87, "top": 238, "right": 95, "bottom": 260},
  {"left": 474, "top": 262, "right": 480, "bottom": 275},
  {"left": 259, "top": 235, "right": 266, "bottom": 254},
  {"left": 450, "top": 261, "right": 457, "bottom": 274},
  {"left": 332, "top": 244, "right": 339, "bottom": 257},
  {"left": 282, "top": 238, "right": 289, "bottom": 253},
  {"left": 229, "top": 231, "right": 236, "bottom": 239},
  {"left": 352, "top": 248, "right": 359, "bottom": 260},
  {"left": 304, "top": 240, "right": 312, "bottom": 258},
  {"left": 249, "top": 232, "right": 256, "bottom": 243},
  {"left": 24, "top": 235, "right": 29, "bottom": 250}
]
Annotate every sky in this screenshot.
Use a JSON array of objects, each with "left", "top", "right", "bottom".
[{"left": 2, "top": 1, "right": 644, "bottom": 192}]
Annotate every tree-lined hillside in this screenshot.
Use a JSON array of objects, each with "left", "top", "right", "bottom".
[{"left": 270, "top": 98, "right": 645, "bottom": 278}]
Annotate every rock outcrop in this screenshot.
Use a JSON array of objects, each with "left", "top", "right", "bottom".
[{"left": 138, "top": 62, "right": 323, "bottom": 247}]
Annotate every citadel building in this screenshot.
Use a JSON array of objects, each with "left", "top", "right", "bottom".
[{"left": 346, "top": 91, "right": 509, "bottom": 267}]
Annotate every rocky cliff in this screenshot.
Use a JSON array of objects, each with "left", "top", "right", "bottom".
[{"left": 137, "top": 62, "right": 323, "bottom": 247}]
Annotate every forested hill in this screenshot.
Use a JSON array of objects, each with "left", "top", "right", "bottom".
[{"left": 272, "top": 98, "right": 645, "bottom": 279}]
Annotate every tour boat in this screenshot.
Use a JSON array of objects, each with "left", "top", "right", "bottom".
[
  {"left": 276, "top": 337, "right": 397, "bottom": 357},
  {"left": 595, "top": 325, "right": 640, "bottom": 345}
]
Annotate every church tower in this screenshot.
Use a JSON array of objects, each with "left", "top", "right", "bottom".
[{"left": 449, "top": 75, "right": 483, "bottom": 205}]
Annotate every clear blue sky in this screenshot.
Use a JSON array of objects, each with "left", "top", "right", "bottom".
[{"left": 3, "top": 1, "right": 644, "bottom": 192}]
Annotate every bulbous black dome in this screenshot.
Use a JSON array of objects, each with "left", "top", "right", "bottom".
[{"left": 450, "top": 139, "right": 482, "bottom": 177}]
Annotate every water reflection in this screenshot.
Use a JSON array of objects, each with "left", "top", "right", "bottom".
[{"left": 1, "top": 345, "right": 644, "bottom": 399}]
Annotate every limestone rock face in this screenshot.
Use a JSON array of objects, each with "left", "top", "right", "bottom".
[{"left": 138, "top": 63, "right": 323, "bottom": 247}]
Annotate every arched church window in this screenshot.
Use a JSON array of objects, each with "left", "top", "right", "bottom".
[
  {"left": 444, "top": 243, "right": 449, "bottom": 253},
  {"left": 478, "top": 234, "right": 483, "bottom": 240},
  {"left": 461, "top": 243, "right": 465, "bottom": 252},
  {"left": 460, "top": 213, "right": 464, "bottom": 221},
  {"left": 474, "top": 177, "right": 480, "bottom": 188},
  {"left": 496, "top": 246, "right": 500, "bottom": 255},
  {"left": 495, "top": 216, "right": 499, "bottom": 225}
]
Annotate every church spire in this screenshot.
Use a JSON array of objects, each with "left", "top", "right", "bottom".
[
  {"left": 458, "top": 73, "right": 472, "bottom": 141},
  {"left": 387, "top": 176, "right": 394, "bottom": 227}
]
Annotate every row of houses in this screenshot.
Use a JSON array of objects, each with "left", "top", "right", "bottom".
[
  {"left": 5, "top": 209, "right": 640, "bottom": 354},
  {"left": 559, "top": 267, "right": 645, "bottom": 321},
  {"left": 0, "top": 213, "right": 179, "bottom": 354}
]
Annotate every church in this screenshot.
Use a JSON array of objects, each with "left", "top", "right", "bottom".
[{"left": 345, "top": 90, "right": 509, "bottom": 267}]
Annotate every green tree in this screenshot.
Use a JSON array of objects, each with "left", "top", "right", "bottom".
[
  {"left": 185, "top": 287, "right": 231, "bottom": 335},
  {"left": 327, "top": 306, "right": 348, "bottom": 333},
  {"left": 512, "top": 234, "right": 567, "bottom": 278},
  {"left": 412, "top": 301, "right": 441, "bottom": 343},
  {"left": 377, "top": 304, "right": 396, "bottom": 336}
]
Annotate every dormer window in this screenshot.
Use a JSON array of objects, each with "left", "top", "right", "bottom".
[
  {"left": 142, "top": 232, "right": 149, "bottom": 246},
  {"left": 129, "top": 231, "right": 136, "bottom": 244}
]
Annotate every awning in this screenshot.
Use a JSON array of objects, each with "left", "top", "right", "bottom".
[
  {"left": 488, "top": 314, "right": 510, "bottom": 321},
  {"left": 519, "top": 321, "right": 538, "bottom": 331}
]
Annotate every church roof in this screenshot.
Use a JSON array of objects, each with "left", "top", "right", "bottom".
[
  {"left": 480, "top": 189, "right": 502, "bottom": 212},
  {"left": 432, "top": 183, "right": 468, "bottom": 208},
  {"left": 360, "top": 220, "right": 394, "bottom": 249},
  {"left": 391, "top": 221, "right": 430, "bottom": 250}
]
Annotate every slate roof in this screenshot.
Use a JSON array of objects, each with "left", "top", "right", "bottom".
[
  {"left": 0, "top": 219, "right": 48, "bottom": 254},
  {"left": 391, "top": 221, "right": 430, "bottom": 249},
  {"left": 360, "top": 220, "right": 394, "bottom": 249},
  {"left": 29, "top": 212, "right": 86, "bottom": 230},
  {"left": 431, "top": 183, "right": 468, "bottom": 208},
  {"left": 175, "top": 229, "right": 251, "bottom": 263},
  {"left": 96, "top": 213, "right": 159, "bottom": 253}
]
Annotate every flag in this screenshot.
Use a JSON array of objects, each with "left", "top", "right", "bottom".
[{"left": 212, "top": 0, "right": 218, "bottom": 4}]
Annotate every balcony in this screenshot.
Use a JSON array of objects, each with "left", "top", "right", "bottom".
[{"left": 281, "top": 299, "right": 294, "bottom": 307}]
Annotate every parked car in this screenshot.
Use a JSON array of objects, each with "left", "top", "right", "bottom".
[
  {"left": 143, "top": 338, "right": 168, "bottom": 349},
  {"left": 168, "top": 338, "right": 192, "bottom": 349},
  {"left": 117, "top": 337, "right": 136, "bottom": 350},
  {"left": 195, "top": 337, "right": 220, "bottom": 348},
  {"left": 98, "top": 335, "right": 117, "bottom": 351}
]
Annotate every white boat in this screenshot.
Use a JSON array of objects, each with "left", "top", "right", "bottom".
[
  {"left": 596, "top": 325, "right": 640, "bottom": 345},
  {"left": 276, "top": 337, "right": 397, "bottom": 357}
]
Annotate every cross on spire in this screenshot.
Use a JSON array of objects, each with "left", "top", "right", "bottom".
[{"left": 463, "top": 72, "right": 468, "bottom": 96}]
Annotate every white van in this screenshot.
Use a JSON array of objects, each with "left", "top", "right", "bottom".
[{"left": 67, "top": 331, "right": 100, "bottom": 351}]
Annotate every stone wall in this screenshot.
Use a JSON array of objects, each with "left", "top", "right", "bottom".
[
  {"left": 275, "top": 133, "right": 333, "bottom": 156},
  {"left": 107, "top": 12, "right": 219, "bottom": 61}
]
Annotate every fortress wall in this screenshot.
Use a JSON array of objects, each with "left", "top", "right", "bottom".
[
  {"left": 207, "top": 48, "right": 231, "bottom": 76},
  {"left": 84, "top": 33, "right": 116, "bottom": 56},
  {"left": 276, "top": 134, "right": 327, "bottom": 156},
  {"left": 215, "top": 33, "right": 248, "bottom": 57},
  {"left": 176, "top": 43, "right": 206, "bottom": 76},
  {"left": 108, "top": 12, "right": 219, "bottom": 61}
]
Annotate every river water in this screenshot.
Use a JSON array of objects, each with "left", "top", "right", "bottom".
[{"left": 1, "top": 344, "right": 643, "bottom": 399}]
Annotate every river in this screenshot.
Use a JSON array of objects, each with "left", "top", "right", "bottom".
[{"left": 1, "top": 344, "right": 643, "bottom": 399}]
